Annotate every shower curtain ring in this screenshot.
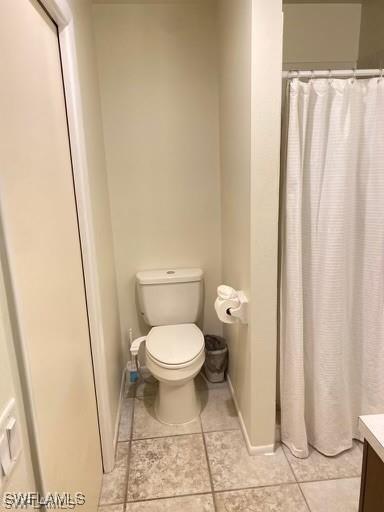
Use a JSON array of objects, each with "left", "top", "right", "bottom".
[
  {"left": 328, "top": 69, "right": 333, "bottom": 83},
  {"left": 352, "top": 68, "right": 357, "bottom": 83},
  {"left": 379, "top": 69, "right": 384, "bottom": 83},
  {"left": 310, "top": 70, "right": 315, "bottom": 83},
  {"left": 290, "top": 70, "right": 299, "bottom": 82}
]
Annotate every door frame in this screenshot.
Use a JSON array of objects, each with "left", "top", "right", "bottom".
[{"left": 37, "top": 0, "right": 115, "bottom": 473}]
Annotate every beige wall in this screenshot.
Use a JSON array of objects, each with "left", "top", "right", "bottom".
[
  {"left": 93, "top": 2, "right": 222, "bottom": 348},
  {"left": 218, "top": 0, "right": 282, "bottom": 449},
  {"left": 67, "top": 0, "right": 123, "bottom": 446},
  {"left": 94, "top": 0, "right": 282, "bottom": 450},
  {"left": 250, "top": 0, "right": 283, "bottom": 449},
  {"left": 218, "top": 0, "right": 252, "bottom": 440},
  {"left": 358, "top": 0, "right": 384, "bottom": 68},
  {"left": 283, "top": 3, "right": 361, "bottom": 68}
]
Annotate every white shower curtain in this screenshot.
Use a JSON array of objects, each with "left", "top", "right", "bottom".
[{"left": 280, "top": 77, "right": 384, "bottom": 458}]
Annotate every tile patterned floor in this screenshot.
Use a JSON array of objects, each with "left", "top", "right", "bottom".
[{"left": 98, "top": 373, "right": 363, "bottom": 511}]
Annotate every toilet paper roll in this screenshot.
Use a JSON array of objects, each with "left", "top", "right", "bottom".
[{"left": 214, "top": 297, "right": 238, "bottom": 324}]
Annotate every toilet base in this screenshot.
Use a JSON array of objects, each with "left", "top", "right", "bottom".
[{"left": 155, "top": 379, "right": 200, "bottom": 425}]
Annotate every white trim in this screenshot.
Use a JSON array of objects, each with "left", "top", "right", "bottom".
[
  {"left": 113, "top": 369, "right": 127, "bottom": 448},
  {"left": 39, "top": 0, "right": 116, "bottom": 473},
  {"left": 275, "top": 422, "right": 281, "bottom": 443},
  {"left": 227, "top": 375, "right": 275, "bottom": 456},
  {"left": 0, "top": 217, "right": 46, "bottom": 492},
  {"left": 39, "top": 0, "right": 71, "bottom": 26}
]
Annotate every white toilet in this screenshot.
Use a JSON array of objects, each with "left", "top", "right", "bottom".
[{"left": 136, "top": 268, "right": 205, "bottom": 425}]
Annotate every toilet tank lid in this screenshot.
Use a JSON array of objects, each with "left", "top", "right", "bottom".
[{"left": 136, "top": 268, "right": 203, "bottom": 285}]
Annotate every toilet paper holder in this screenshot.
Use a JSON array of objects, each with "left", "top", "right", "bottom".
[{"left": 217, "top": 285, "right": 248, "bottom": 324}]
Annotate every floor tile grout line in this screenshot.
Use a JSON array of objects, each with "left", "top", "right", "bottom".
[
  {"left": 131, "top": 384, "right": 228, "bottom": 401},
  {"left": 98, "top": 499, "right": 125, "bottom": 508},
  {"left": 281, "top": 444, "right": 312, "bottom": 512},
  {"left": 208, "top": 471, "right": 361, "bottom": 501},
  {"left": 199, "top": 416, "right": 218, "bottom": 512},
  {"left": 101, "top": 481, "right": 311, "bottom": 508},
  {"left": 296, "top": 474, "right": 362, "bottom": 485},
  {"left": 124, "top": 478, "right": 328, "bottom": 504},
  {"left": 125, "top": 491, "right": 214, "bottom": 505},
  {"left": 202, "top": 427, "right": 240, "bottom": 435},
  {"left": 130, "top": 427, "right": 240, "bottom": 443},
  {"left": 130, "top": 432, "right": 204, "bottom": 444},
  {"left": 213, "top": 481, "right": 303, "bottom": 495}
]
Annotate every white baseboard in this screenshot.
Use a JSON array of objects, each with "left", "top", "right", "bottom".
[
  {"left": 227, "top": 375, "right": 275, "bottom": 456},
  {"left": 275, "top": 423, "right": 281, "bottom": 443},
  {"left": 112, "top": 367, "right": 127, "bottom": 457}
]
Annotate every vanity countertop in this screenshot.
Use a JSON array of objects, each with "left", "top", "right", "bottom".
[{"left": 359, "top": 414, "right": 384, "bottom": 463}]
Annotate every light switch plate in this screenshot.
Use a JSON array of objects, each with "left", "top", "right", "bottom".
[
  {"left": 0, "top": 433, "right": 12, "bottom": 476},
  {"left": 0, "top": 398, "right": 21, "bottom": 489},
  {"left": 6, "top": 417, "right": 20, "bottom": 461},
  {"left": 0, "top": 399, "right": 16, "bottom": 431}
]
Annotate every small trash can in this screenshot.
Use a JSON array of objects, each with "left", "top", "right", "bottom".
[{"left": 204, "top": 335, "right": 228, "bottom": 383}]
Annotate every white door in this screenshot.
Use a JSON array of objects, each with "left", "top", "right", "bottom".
[
  {"left": 0, "top": 0, "right": 102, "bottom": 508},
  {"left": 0, "top": 258, "right": 37, "bottom": 495}
]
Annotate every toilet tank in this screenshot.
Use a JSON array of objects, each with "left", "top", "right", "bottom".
[{"left": 136, "top": 268, "right": 203, "bottom": 326}]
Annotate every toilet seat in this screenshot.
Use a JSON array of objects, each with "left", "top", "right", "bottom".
[{"left": 146, "top": 323, "right": 204, "bottom": 368}]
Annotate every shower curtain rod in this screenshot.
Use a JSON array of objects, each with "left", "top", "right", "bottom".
[{"left": 282, "top": 69, "right": 384, "bottom": 79}]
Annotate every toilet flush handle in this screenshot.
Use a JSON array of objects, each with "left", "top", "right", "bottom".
[{"left": 130, "top": 336, "right": 146, "bottom": 357}]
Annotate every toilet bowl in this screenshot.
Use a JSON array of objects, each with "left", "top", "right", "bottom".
[
  {"left": 136, "top": 267, "right": 205, "bottom": 425},
  {"left": 145, "top": 323, "right": 205, "bottom": 424}
]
